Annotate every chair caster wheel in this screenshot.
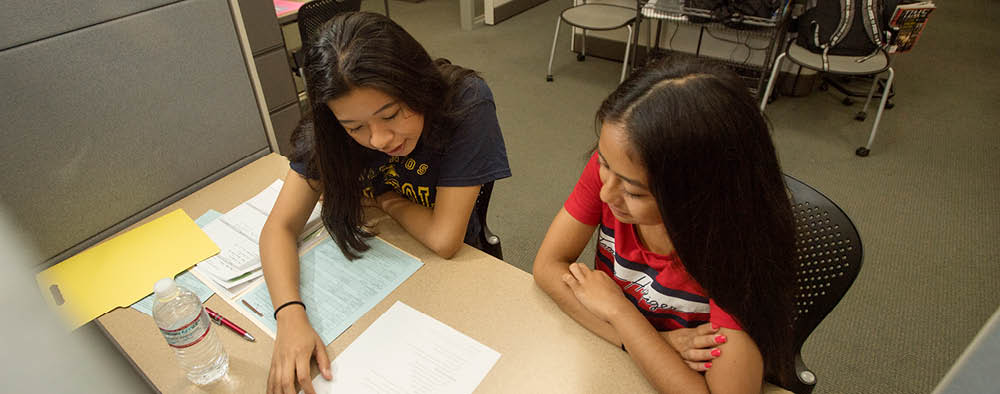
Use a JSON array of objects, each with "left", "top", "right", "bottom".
[
  {"left": 842, "top": 97, "right": 854, "bottom": 106},
  {"left": 818, "top": 82, "right": 829, "bottom": 91},
  {"left": 855, "top": 111, "right": 867, "bottom": 121},
  {"left": 885, "top": 101, "right": 895, "bottom": 109},
  {"left": 855, "top": 147, "right": 870, "bottom": 157},
  {"left": 577, "top": 53, "right": 586, "bottom": 62},
  {"left": 546, "top": 75, "right": 553, "bottom": 82}
]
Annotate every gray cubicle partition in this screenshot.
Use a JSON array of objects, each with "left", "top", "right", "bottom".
[{"left": 0, "top": 0, "right": 273, "bottom": 268}]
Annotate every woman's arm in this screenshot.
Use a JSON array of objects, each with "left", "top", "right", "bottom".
[
  {"left": 531, "top": 208, "right": 622, "bottom": 344},
  {"left": 376, "top": 184, "right": 480, "bottom": 259},
  {"left": 260, "top": 170, "right": 330, "bottom": 394},
  {"left": 261, "top": 170, "right": 320, "bottom": 320},
  {"left": 564, "top": 263, "right": 764, "bottom": 394}
]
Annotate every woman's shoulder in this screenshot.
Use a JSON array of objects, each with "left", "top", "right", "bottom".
[{"left": 455, "top": 74, "right": 494, "bottom": 104}]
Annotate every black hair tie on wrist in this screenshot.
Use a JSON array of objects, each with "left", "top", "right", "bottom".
[{"left": 273, "top": 301, "right": 305, "bottom": 320}]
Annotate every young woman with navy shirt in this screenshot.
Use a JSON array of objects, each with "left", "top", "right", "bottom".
[{"left": 260, "top": 12, "right": 510, "bottom": 394}]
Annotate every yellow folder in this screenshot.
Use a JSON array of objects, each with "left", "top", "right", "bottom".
[{"left": 35, "top": 209, "right": 220, "bottom": 330}]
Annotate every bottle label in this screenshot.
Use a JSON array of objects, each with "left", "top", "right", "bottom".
[{"left": 159, "top": 310, "right": 212, "bottom": 349}]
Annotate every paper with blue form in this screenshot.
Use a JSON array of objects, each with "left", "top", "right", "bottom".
[{"left": 237, "top": 235, "right": 423, "bottom": 344}]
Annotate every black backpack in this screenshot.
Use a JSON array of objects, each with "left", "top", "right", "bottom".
[{"left": 795, "top": 0, "right": 896, "bottom": 69}]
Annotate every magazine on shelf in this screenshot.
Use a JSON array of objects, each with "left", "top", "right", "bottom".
[{"left": 888, "top": 1, "right": 936, "bottom": 53}]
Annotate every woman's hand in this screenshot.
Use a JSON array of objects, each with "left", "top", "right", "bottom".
[
  {"left": 659, "top": 323, "right": 726, "bottom": 372},
  {"left": 267, "top": 309, "right": 331, "bottom": 394},
  {"left": 562, "top": 263, "right": 633, "bottom": 323}
]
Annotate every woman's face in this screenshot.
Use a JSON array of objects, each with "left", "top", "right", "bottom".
[
  {"left": 597, "top": 121, "right": 663, "bottom": 226},
  {"left": 327, "top": 87, "right": 425, "bottom": 156}
]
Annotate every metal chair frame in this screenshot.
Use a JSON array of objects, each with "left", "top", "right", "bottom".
[
  {"left": 761, "top": 39, "right": 895, "bottom": 157},
  {"left": 546, "top": 1, "right": 638, "bottom": 83}
]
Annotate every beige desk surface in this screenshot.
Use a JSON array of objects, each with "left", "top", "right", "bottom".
[
  {"left": 96, "top": 153, "right": 790, "bottom": 394},
  {"left": 95, "top": 153, "right": 653, "bottom": 393}
]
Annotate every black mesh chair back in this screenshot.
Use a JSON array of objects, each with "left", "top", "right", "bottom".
[
  {"left": 297, "top": 0, "right": 362, "bottom": 48},
  {"left": 473, "top": 181, "right": 503, "bottom": 260},
  {"left": 292, "top": 0, "right": 362, "bottom": 88},
  {"left": 781, "top": 174, "right": 864, "bottom": 394}
]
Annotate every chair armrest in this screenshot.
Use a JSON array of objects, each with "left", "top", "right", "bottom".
[
  {"left": 291, "top": 50, "right": 305, "bottom": 78},
  {"left": 792, "top": 351, "right": 817, "bottom": 394},
  {"left": 483, "top": 224, "right": 500, "bottom": 246}
]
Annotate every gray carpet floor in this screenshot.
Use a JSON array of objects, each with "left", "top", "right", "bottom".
[
  {"left": 84, "top": 1, "right": 998, "bottom": 393},
  {"left": 385, "top": 0, "right": 1000, "bottom": 393}
]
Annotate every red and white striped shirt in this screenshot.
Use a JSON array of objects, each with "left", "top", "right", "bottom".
[{"left": 564, "top": 153, "right": 742, "bottom": 331}]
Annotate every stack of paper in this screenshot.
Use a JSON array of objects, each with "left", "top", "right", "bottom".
[
  {"left": 305, "top": 301, "right": 500, "bottom": 394},
  {"left": 192, "top": 180, "right": 322, "bottom": 299}
]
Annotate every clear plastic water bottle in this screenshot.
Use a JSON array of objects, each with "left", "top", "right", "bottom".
[{"left": 152, "top": 278, "right": 229, "bottom": 385}]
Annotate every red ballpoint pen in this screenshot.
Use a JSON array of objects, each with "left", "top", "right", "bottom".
[{"left": 205, "top": 307, "right": 256, "bottom": 342}]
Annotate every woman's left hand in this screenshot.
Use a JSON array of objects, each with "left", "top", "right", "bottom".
[{"left": 562, "top": 262, "right": 632, "bottom": 323}]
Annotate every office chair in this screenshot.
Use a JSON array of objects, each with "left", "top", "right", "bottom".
[
  {"left": 760, "top": 39, "right": 895, "bottom": 157},
  {"left": 291, "top": 0, "right": 363, "bottom": 89},
  {"left": 546, "top": 0, "right": 638, "bottom": 83},
  {"left": 778, "top": 174, "right": 864, "bottom": 394},
  {"left": 472, "top": 181, "right": 503, "bottom": 260}
]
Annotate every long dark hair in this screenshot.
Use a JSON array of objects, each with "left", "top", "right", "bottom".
[
  {"left": 596, "top": 56, "right": 796, "bottom": 380},
  {"left": 298, "top": 11, "right": 479, "bottom": 259}
]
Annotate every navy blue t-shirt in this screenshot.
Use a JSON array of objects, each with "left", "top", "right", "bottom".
[{"left": 290, "top": 76, "right": 511, "bottom": 250}]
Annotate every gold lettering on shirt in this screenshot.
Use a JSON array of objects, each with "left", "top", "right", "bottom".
[
  {"left": 380, "top": 164, "right": 399, "bottom": 178},
  {"left": 401, "top": 183, "right": 416, "bottom": 202},
  {"left": 417, "top": 186, "right": 431, "bottom": 207},
  {"left": 417, "top": 164, "right": 428, "bottom": 175}
]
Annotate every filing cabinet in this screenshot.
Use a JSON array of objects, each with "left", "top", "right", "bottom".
[{"left": 238, "top": 0, "right": 301, "bottom": 156}]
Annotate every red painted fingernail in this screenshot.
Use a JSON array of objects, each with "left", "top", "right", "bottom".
[
  {"left": 714, "top": 335, "right": 727, "bottom": 344},
  {"left": 711, "top": 348, "right": 722, "bottom": 357},
  {"left": 704, "top": 362, "right": 713, "bottom": 369},
  {"left": 711, "top": 323, "right": 719, "bottom": 330}
]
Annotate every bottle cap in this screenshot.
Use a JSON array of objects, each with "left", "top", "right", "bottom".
[{"left": 153, "top": 278, "right": 177, "bottom": 298}]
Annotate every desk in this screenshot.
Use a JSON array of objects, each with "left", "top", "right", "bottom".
[
  {"left": 96, "top": 154, "right": 792, "bottom": 393},
  {"left": 95, "top": 153, "right": 655, "bottom": 393}
]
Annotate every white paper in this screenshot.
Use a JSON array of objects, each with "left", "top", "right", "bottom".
[
  {"left": 243, "top": 178, "right": 322, "bottom": 243},
  {"left": 206, "top": 266, "right": 263, "bottom": 289},
  {"left": 190, "top": 265, "right": 262, "bottom": 300},
  {"left": 219, "top": 203, "right": 269, "bottom": 244},
  {"left": 195, "top": 219, "right": 261, "bottom": 280},
  {"left": 305, "top": 301, "right": 500, "bottom": 394},
  {"left": 245, "top": 179, "right": 284, "bottom": 216}
]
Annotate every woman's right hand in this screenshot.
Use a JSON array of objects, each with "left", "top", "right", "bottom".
[
  {"left": 660, "top": 322, "right": 726, "bottom": 372},
  {"left": 267, "top": 308, "right": 331, "bottom": 394}
]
